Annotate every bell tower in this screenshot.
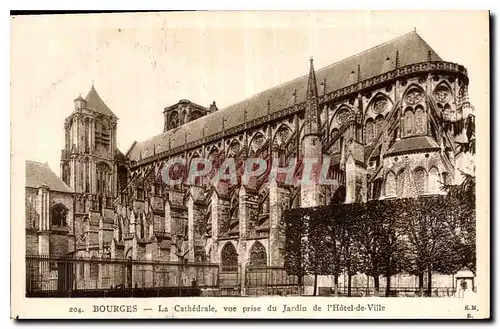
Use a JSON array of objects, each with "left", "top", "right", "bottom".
[{"left": 61, "top": 85, "right": 118, "bottom": 215}]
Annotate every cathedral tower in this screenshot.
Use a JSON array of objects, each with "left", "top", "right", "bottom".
[{"left": 60, "top": 85, "right": 119, "bottom": 233}]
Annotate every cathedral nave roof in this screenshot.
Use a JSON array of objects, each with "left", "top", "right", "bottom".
[{"left": 128, "top": 31, "right": 442, "bottom": 162}]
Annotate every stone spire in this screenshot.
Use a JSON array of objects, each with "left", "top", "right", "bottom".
[
  {"left": 300, "top": 58, "right": 323, "bottom": 208},
  {"left": 304, "top": 57, "right": 320, "bottom": 137}
]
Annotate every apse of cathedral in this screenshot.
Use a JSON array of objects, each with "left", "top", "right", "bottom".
[{"left": 58, "top": 31, "right": 473, "bottom": 272}]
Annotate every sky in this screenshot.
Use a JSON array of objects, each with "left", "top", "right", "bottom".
[{"left": 11, "top": 11, "right": 489, "bottom": 176}]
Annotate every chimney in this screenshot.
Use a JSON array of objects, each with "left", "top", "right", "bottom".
[{"left": 209, "top": 101, "right": 218, "bottom": 113}]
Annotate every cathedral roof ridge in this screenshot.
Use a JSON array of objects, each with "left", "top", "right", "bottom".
[
  {"left": 128, "top": 31, "right": 448, "bottom": 163},
  {"left": 214, "top": 30, "right": 441, "bottom": 113}
]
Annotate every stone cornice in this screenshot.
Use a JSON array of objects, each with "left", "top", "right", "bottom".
[{"left": 132, "top": 61, "right": 467, "bottom": 168}]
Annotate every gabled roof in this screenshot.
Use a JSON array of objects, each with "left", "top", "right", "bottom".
[
  {"left": 25, "top": 160, "right": 72, "bottom": 193},
  {"left": 385, "top": 135, "right": 440, "bottom": 156},
  {"left": 128, "top": 31, "right": 443, "bottom": 162},
  {"left": 85, "top": 85, "right": 117, "bottom": 118}
]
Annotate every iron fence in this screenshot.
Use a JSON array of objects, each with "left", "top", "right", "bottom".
[
  {"left": 26, "top": 255, "right": 220, "bottom": 297},
  {"left": 245, "top": 266, "right": 301, "bottom": 296},
  {"left": 325, "top": 286, "right": 458, "bottom": 297},
  {"left": 28, "top": 256, "right": 456, "bottom": 298}
]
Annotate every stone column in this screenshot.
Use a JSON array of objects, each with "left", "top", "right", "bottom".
[
  {"left": 238, "top": 186, "right": 247, "bottom": 239},
  {"left": 164, "top": 200, "right": 172, "bottom": 234},
  {"left": 345, "top": 163, "right": 367, "bottom": 204},
  {"left": 269, "top": 179, "right": 286, "bottom": 267},
  {"left": 70, "top": 159, "right": 76, "bottom": 191},
  {"left": 211, "top": 191, "right": 219, "bottom": 240},
  {"left": 345, "top": 155, "right": 356, "bottom": 204},
  {"left": 98, "top": 217, "right": 104, "bottom": 252},
  {"left": 238, "top": 242, "right": 247, "bottom": 296},
  {"left": 186, "top": 196, "right": 195, "bottom": 262},
  {"left": 90, "top": 117, "right": 95, "bottom": 154},
  {"left": 300, "top": 134, "right": 322, "bottom": 208},
  {"left": 91, "top": 160, "right": 97, "bottom": 195}
]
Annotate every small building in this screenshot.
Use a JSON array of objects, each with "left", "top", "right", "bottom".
[{"left": 25, "top": 160, "right": 75, "bottom": 257}]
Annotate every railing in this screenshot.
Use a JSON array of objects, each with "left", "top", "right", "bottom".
[
  {"left": 26, "top": 255, "right": 220, "bottom": 297},
  {"left": 245, "top": 266, "right": 300, "bottom": 296},
  {"left": 331, "top": 286, "right": 458, "bottom": 297}
]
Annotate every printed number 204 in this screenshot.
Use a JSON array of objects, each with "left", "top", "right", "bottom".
[{"left": 69, "top": 307, "right": 83, "bottom": 313}]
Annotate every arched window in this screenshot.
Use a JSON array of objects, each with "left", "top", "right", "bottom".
[
  {"left": 404, "top": 108, "right": 414, "bottom": 137},
  {"left": 413, "top": 168, "right": 426, "bottom": 195},
  {"left": 375, "top": 114, "right": 384, "bottom": 138},
  {"left": 372, "top": 179, "right": 383, "bottom": 200},
  {"left": 170, "top": 112, "right": 179, "bottom": 130},
  {"left": 428, "top": 167, "right": 440, "bottom": 193},
  {"left": 273, "top": 125, "right": 291, "bottom": 148},
  {"left": 249, "top": 133, "right": 266, "bottom": 157},
  {"left": 221, "top": 243, "right": 238, "bottom": 272},
  {"left": 415, "top": 106, "right": 426, "bottom": 135},
  {"left": 226, "top": 141, "right": 240, "bottom": 158},
  {"left": 248, "top": 242, "right": 267, "bottom": 268},
  {"left": 62, "top": 163, "right": 70, "bottom": 186},
  {"left": 50, "top": 203, "right": 68, "bottom": 226},
  {"left": 396, "top": 169, "right": 407, "bottom": 197},
  {"left": 84, "top": 158, "right": 90, "bottom": 193},
  {"left": 385, "top": 172, "right": 396, "bottom": 197},
  {"left": 97, "top": 162, "right": 111, "bottom": 196},
  {"left": 84, "top": 119, "right": 90, "bottom": 153},
  {"left": 365, "top": 119, "right": 374, "bottom": 144},
  {"left": 336, "top": 109, "right": 350, "bottom": 127},
  {"left": 100, "top": 120, "right": 110, "bottom": 147}
]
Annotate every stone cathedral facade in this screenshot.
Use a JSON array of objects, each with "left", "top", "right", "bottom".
[{"left": 50, "top": 31, "right": 474, "bottom": 288}]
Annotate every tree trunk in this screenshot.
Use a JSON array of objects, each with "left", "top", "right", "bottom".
[
  {"left": 347, "top": 274, "right": 352, "bottom": 297},
  {"left": 427, "top": 267, "right": 433, "bottom": 297},
  {"left": 385, "top": 275, "right": 391, "bottom": 297},
  {"left": 298, "top": 275, "right": 303, "bottom": 296},
  {"left": 313, "top": 273, "right": 318, "bottom": 296},
  {"left": 334, "top": 275, "right": 339, "bottom": 296},
  {"left": 374, "top": 275, "right": 380, "bottom": 293}
]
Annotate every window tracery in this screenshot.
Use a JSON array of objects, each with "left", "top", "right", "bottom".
[
  {"left": 413, "top": 168, "right": 426, "bottom": 195},
  {"left": 248, "top": 242, "right": 267, "bottom": 268},
  {"left": 221, "top": 243, "right": 238, "bottom": 272},
  {"left": 50, "top": 203, "right": 68, "bottom": 226},
  {"left": 386, "top": 172, "right": 396, "bottom": 197},
  {"left": 404, "top": 109, "right": 414, "bottom": 137},
  {"left": 405, "top": 89, "right": 423, "bottom": 105},
  {"left": 415, "top": 106, "right": 426, "bottom": 135}
]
